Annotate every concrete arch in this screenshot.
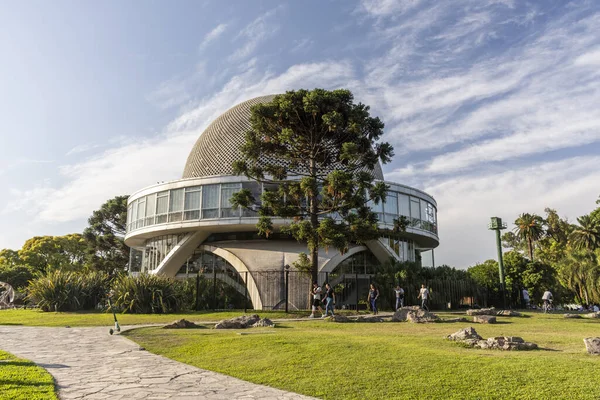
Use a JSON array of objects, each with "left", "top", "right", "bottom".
[
  {"left": 197, "top": 245, "right": 263, "bottom": 310},
  {"left": 319, "top": 245, "right": 368, "bottom": 275}
]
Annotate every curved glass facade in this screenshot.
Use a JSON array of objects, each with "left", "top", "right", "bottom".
[
  {"left": 140, "top": 234, "right": 184, "bottom": 272},
  {"left": 126, "top": 181, "right": 437, "bottom": 236}
]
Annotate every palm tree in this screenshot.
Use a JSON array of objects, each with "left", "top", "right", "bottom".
[
  {"left": 569, "top": 215, "right": 600, "bottom": 251},
  {"left": 513, "top": 213, "right": 544, "bottom": 262}
]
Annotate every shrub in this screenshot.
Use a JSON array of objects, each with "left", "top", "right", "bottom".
[
  {"left": 111, "top": 274, "right": 185, "bottom": 314},
  {"left": 27, "top": 270, "right": 110, "bottom": 312}
]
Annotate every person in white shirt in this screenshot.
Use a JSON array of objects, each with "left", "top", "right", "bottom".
[
  {"left": 394, "top": 285, "right": 405, "bottom": 311},
  {"left": 522, "top": 288, "right": 530, "bottom": 309},
  {"left": 417, "top": 284, "right": 430, "bottom": 311},
  {"left": 309, "top": 282, "right": 324, "bottom": 318},
  {"left": 542, "top": 289, "right": 553, "bottom": 310}
]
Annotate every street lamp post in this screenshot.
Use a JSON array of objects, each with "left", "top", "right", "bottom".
[{"left": 489, "top": 217, "right": 507, "bottom": 309}]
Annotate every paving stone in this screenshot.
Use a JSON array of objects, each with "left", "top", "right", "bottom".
[{"left": 0, "top": 326, "right": 315, "bottom": 399}]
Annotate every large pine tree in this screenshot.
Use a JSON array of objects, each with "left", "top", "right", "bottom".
[{"left": 231, "top": 89, "right": 398, "bottom": 281}]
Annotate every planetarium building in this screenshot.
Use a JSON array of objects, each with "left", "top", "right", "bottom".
[{"left": 125, "top": 95, "right": 439, "bottom": 310}]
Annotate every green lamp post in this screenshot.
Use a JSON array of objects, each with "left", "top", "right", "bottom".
[{"left": 489, "top": 217, "right": 507, "bottom": 309}]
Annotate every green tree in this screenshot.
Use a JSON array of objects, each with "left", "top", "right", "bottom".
[
  {"left": 0, "top": 249, "right": 22, "bottom": 267},
  {"left": 231, "top": 89, "right": 394, "bottom": 281},
  {"left": 83, "top": 195, "right": 130, "bottom": 274},
  {"left": 569, "top": 214, "right": 600, "bottom": 251},
  {"left": 18, "top": 235, "right": 87, "bottom": 273},
  {"left": 513, "top": 213, "right": 545, "bottom": 261},
  {"left": 467, "top": 259, "right": 500, "bottom": 289}
]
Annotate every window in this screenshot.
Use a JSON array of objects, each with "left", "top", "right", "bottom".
[
  {"left": 383, "top": 192, "right": 398, "bottom": 224},
  {"left": 221, "top": 183, "right": 241, "bottom": 218},
  {"left": 202, "top": 184, "right": 219, "bottom": 219},
  {"left": 410, "top": 197, "right": 421, "bottom": 228},
  {"left": 184, "top": 186, "right": 201, "bottom": 220},
  {"left": 136, "top": 198, "right": 146, "bottom": 229},
  {"left": 169, "top": 189, "right": 184, "bottom": 222},
  {"left": 241, "top": 182, "right": 261, "bottom": 217},
  {"left": 156, "top": 191, "right": 169, "bottom": 224},
  {"left": 145, "top": 194, "right": 156, "bottom": 226},
  {"left": 398, "top": 194, "right": 410, "bottom": 217}
]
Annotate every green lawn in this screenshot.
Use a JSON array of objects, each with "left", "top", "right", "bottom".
[
  {"left": 0, "top": 309, "right": 306, "bottom": 327},
  {"left": 124, "top": 313, "right": 600, "bottom": 400},
  {"left": 0, "top": 350, "right": 57, "bottom": 400}
]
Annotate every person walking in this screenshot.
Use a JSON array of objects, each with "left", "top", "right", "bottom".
[
  {"left": 368, "top": 284, "right": 379, "bottom": 315},
  {"left": 323, "top": 283, "right": 336, "bottom": 317},
  {"left": 417, "top": 284, "right": 430, "bottom": 311},
  {"left": 522, "top": 288, "right": 530, "bottom": 309},
  {"left": 394, "top": 285, "right": 405, "bottom": 311},
  {"left": 309, "top": 282, "right": 324, "bottom": 318}
]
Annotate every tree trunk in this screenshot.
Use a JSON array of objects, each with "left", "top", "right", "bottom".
[
  {"left": 528, "top": 237, "right": 534, "bottom": 262},
  {"left": 309, "top": 158, "right": 319, "bottom": 284}
]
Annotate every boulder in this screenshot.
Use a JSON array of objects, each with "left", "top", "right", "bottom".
[
  {"left": 163, "top": 319, "right": 199, "bottom": 329},
  {"left": 356, "top": 315, "right": 385, "bottom": 322},
  {"left": 328, "top": 314, "right": 351, "bottom": 323},
  {"left": 406, "top": 309, "right": 440, "bottom": 323},
  {"left": 563, "top": 314, "right": 582, "bottom": 319},
  {"left": 391, "top": 306, "right": 420, "bottom": 322},
  {"left": 447, "top": 328, "right": 537, "bottom": 350},
  {"left": 444, "top": 317, "right": 469, "bottom": 323},
  {"left": 252, "top": 318, "right": 274, "bottom": 328},
  {"left": 446, "top": 327, "right": 482, "bottom": 341},
  {"left": 582, "top": 312, "right": 600, "bottom": 319},
  {"left": 584, "top": 337, "right": 600, "bottom": 355},
  {"left": 466, "top": 307, "right": 496, "bottom": 316},
  {"left": 214, "top": 314, "right": 261, "bottom": 329},
  {"left": 496, "top": 310, "right": 522, "bottom": 317},
  {"left": 473, "top": 315, "right": 496, "bottom": 324}
]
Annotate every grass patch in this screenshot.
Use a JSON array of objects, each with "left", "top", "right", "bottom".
[
  {"left": 0, "top": 350, "right": 57, "bottom": 400},
  {"left": 0, "top": 309, "right": 309, "bottom": 327},
  {"left": 124, "top": 313, "right": 600, "bottom": 400}
]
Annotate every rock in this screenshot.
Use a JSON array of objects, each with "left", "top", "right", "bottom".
[
  {"left": 163, "top": 319, "right": 199, "bottom": 329},
  {"left": 214, "top": 314, "right": 260, "bottom": 329},
  {"left": 252, "top": 318, "right": 274, "bottom": 328},
  {"left": 584, "top": 337, "right": 600, "bottom": 355},
  {"left": 563, "top": 314, "right": 582, "bottom": 319},
  {"left": 496, "top": 310, "right": 522, "bottom": 317},
  {"left": 473, "top": 315, "right": 496, "bottom": 324},
  {"left": 406, "top": 309, "right": 440, "bottom": 323},
  {"left": 582, "top": 312, "right": 600, "bottom": 319},
  {"left": 355, "top": 315, "right": 384, "bottom": 322},
  {"left": 391, "top": 306, "right": 420, "bottom": 322},
  {"left": 466, "top": 307, "right": 496, "bottom": 316},
  {"left": 446, "top": 327, "right": 482, "bottom": 341},
  {"left": 447, "top": 328, "right": 537, "bottom": 350},
  {"left": 328, "top": 314, "right": 350, "bottom": 323},
  {"left": 444, "top": 317, "right": 469, "bottom": 323}
]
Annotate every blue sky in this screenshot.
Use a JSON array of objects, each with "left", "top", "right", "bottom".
[{"left": 1, "top": 0, "right": 599, "bottom": 268}]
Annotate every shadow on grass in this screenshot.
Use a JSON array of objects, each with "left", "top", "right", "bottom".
[
  {"left": 0, "top": 378, "right": 55, "bottom": 388},
  {"left": 0, "top": 323, "right": 24, "bottom": 326},
  {"left": 0, "top": 360, "right": 35, "bottom": 367}
]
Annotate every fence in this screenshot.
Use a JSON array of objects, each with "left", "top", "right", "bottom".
[{"left": 188, "top": 270, "right": 489, "bottom": 312}]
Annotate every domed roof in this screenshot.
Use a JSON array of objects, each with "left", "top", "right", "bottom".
[{"left": 182, "top": 95, "right": 384, "bottom": 180}]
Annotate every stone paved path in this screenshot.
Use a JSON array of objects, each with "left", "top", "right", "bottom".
[{"left": 0, "top": 326, "right": 316, "bottom": 400}]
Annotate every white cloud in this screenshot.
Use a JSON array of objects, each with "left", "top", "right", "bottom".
[
  {"left": 229, "top": 7, "right": 282, "bottom": 61},
  {"left": 358, "top": 0, "right": 424, "bottom": 17},
  {"left": 199, "top": 23, "right": 229, "bottom": 50},
  {"left": 6, "top": 61, "right": 355, "bottom": 224},
  {"left": 66, "top": 143, "right": 101, "bottom": 156},
  {"left": 428, "top": 156, "right": 600, "bottom": 267}
]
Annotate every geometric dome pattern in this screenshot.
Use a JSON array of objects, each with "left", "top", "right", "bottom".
[{"left": 182, "top": 94, "right": 385, "bottom": 180}]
